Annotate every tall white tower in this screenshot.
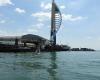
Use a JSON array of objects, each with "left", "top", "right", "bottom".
[
  {"left": 50, "top": 0, "right": 62, "bottom": 46},
  {"left": 51, "top": 0, "right": 56, "bottom": 46}
]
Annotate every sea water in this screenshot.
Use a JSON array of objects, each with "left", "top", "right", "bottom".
[{"left": 0, "top": 51, "right": 100, "bottom": 80}]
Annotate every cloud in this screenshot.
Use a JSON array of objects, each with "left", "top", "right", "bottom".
[
  {"left": 87, "top": 36, "right": 93, "bottom": 40},
  {"left": 40, "top": 2, "right": 51, "bottom": 10},
  {"left": 15, "top": 8, "right": 26, "bottom": 14},
  {"left": 60, "top": 5, "right": 66, "bottom": 9},
  {"left": 0, "top": 0, "right": 14, "bottom": 6},
  {"left": 31, "top": 11, "right": 50, "bottom": 22},
  {"left": 31, "top": 11, "right": 86, "bottom": 22},
  {"left": 40, "top": 2, "right": 66, "bottom": 10},
  {"left": 0, "top": 30, "right": 8, "bottom": 36},
  {"left": 31, "top": 23, "right": 44, "bottom": 29},
  {"left": 0, "top": 30, "right": 25, "bottom": 36},
  {"left": 0, "top": 20, "right": 6, "bottom": 23},
  {"left": 27, "top": 29, "right": 38, "bottom": 33},
  {"left": 31, "top": 2, "right": 86, "bottom": 22},
  {"left": 27, "top": 23, "right": 44, "bottom": 33},
  {"left": 62, "top": 14, "right": 86, "bottom": 21}
]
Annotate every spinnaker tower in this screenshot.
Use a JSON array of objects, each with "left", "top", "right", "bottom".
[{"left": 50, "top": 0, "right": 62, "bottom": 46}]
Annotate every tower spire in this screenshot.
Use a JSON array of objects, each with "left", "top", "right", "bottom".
[
  {"left": 50, "top": 0, "right": 62, "bottom": 46},
  {"left": 51, "top": 0, "right": 56, "bottom": 46}
]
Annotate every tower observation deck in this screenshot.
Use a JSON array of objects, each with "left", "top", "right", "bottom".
[{"left": 50, "top": 0, "right": 62, "bottom": 46}]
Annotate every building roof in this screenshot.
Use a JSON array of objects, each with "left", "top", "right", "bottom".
[
  {"left": 21, "top": 34, "right": 47, "bottom": 43},
  {"left": 0, "top": 34, "right": 49, "bottom": 45}
]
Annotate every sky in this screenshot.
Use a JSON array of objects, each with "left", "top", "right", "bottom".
[{"left": 0, "top": 0, "right": 100, "bottom": 50}]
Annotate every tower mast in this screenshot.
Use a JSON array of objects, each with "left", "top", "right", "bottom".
[{"left": 51, "top": 0, "right": 56, "bottom": 46}]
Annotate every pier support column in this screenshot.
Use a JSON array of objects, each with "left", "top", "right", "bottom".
[
  {"left": 24, "top": 42, "right": 27, "bottom": 47},
  {"left": 15, "top": 38, "right": 18, "bottom": 47}
]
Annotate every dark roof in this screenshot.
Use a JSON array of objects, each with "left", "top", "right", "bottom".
[{"left": 21, "top": 34, "right": 46, "bottom": 43}]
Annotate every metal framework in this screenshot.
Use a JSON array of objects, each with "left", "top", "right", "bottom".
[{"left": 50, "top": 0, "right": 62, "bottom": 46}]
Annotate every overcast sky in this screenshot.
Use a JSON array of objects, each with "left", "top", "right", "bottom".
[{"left": 0, "top": 0, "right": 100, "bottom": 50}]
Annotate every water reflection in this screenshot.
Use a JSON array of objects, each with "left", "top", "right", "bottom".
[
  {"left": 11, "top": 53, "right": 46, "bottom": 71},
  {"left": 4, "top": 52, "right": 58, "bottom": 80},
  {"left": 47, "top": 52, "right": 58, "bottom": 80}
]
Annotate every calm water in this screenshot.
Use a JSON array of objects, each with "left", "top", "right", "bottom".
[{"left": 0, "top": 51, "right": 100, "bottom": 80}]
